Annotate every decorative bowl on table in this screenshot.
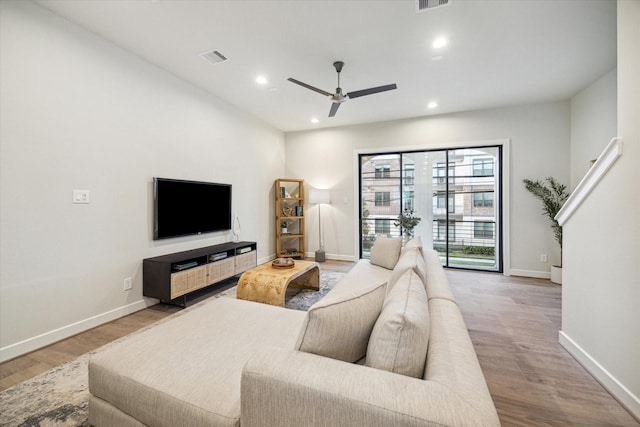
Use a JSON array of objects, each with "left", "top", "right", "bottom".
[{"left": 272, "top": 258, "right": 295, "bottom": 269}]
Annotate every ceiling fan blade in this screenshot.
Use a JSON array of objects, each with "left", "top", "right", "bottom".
[
  {"left": 329, "top": 102, "right": 341, "bottom": 117},
  {"left": 347, "top": 83, "right": 397, "bottom": 99},
  {"left": 287, "top": 78, "right": 333, "bottom": 97}
]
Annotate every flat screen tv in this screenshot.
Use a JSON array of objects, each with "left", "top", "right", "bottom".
[{"left": 153, "top": 177, "right": 232, "bottom": 240}]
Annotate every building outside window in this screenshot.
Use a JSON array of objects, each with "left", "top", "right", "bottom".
[
  {"left": 436, "top": 192, "right": 455, "bottom": 213},
  {"left": 404, "top": 190, "right": 415, "bottom": 211},
  {"left": 473, "top": 191, "right": 494, "bottom": 207},
  {"left": 472, "top": 158, "right": 493, "bottom": 177},
  {"left": 474, "top": 221, "right": 494, "bottom": 239},
  {"left": 375, "top": 219, "right": 391, "bottom": 235},
  {"left": 375, "top": 191, "right": 391, "bottom": 207},
  {"left": 403, "top": 164, "right": 415, "bottom": 185},
  {"left": 375, "top": 164, "right": 391, "bottom": 179}
]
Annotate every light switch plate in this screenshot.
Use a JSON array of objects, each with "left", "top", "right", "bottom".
[{"left": 73, "top": 189, "right": 90, "bottom": 204}]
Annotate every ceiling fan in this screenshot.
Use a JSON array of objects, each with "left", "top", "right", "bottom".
[{"left": 288, "top": 61, "right": 397, "bottom": 117}]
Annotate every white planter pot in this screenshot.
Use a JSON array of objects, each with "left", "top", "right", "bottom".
[{"left": 550, "top": 265, "right": 562, "bottom": 285}]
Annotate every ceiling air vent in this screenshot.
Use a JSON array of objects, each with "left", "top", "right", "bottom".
[
  {"left": 416, "top": 0, "right": 451, "bottom": 12},
  {"left": 199, "top": 49, "right": 228, "bottom": 65}
]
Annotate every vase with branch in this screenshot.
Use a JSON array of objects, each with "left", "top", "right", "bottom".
[{"left": 393, "top": 209, "right": 421, "bottom": 244}]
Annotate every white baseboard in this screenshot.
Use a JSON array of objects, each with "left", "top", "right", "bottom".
[
  {"left": 559, "top": 331, "right": 640, "bottom": 421},
  {"left": 304, "top": 252, "right": 356, "bottom": 262},
  {"left": 509, "top": 268, "right": 550, "bottom": 279},
  {"left": 0, "top": 299, "right": 155, "bottom": 363}
]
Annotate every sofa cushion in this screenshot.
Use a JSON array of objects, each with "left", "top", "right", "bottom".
[
  {"left": 423, "top": 248, "right": 457, "bottom": 302},
  {"left": 386, "top": 247, "right": 426, "bottom": 293},
  {"left": 369, "top": 236, "right": 402, "bottom": 269},
  {"left": 89, "top": 297, "right": 305, "bottom": 427},
  {"left": 401, "top": 235, "right": 423, "bottom": 255},
  {"left": 295, "top": 280, "right": 386, "bottom": 363},
  {"left": 365, "top": 270, "right": 430, "bottom": 378}
]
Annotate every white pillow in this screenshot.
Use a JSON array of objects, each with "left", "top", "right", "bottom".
[
  {"left": 387, "top": 247, "right": 426, "bottom": 293},
  {"left": 402, "top": 235, "right": 423, "bottom": 255},
  {"left": 370, "top": 236, "right": 402, "bottom": 269},
  {"left": 295, "top": 281, "right": 386, "bottom": 363},
  {"left": 365, "top": 270, "right": 430, "bottom": 378}
]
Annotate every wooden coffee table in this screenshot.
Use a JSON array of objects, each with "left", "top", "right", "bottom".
[{"left": 236, "top": 260, "right": 320, "bottom": 307}]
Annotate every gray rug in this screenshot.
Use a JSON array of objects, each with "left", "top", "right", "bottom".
[{"left": 0, "top": 271, "right": 345, "bottom": 427}]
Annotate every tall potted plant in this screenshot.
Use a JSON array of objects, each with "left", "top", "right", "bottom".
[{"left": 523, "top": 177, "right": 570, "bottom": 284}]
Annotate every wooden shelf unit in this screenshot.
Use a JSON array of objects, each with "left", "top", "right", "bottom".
[
  {"left": 143, "top": 241, "right": 257, "bottom": 306},
  {"left": 275, "top": 179, "right": 305, "bottom": 259}
]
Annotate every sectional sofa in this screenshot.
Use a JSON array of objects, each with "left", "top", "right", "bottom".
[{"left": 88, "top": 236, "right": 499, "bottom": 426}]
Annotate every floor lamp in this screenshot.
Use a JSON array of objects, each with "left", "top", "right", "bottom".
[{"left": 308, "top": 188, "right": 330, "bottom": 262}]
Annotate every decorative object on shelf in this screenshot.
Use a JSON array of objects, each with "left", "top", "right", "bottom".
[
  {"left": 308, "top": 188, "right": 331, "bottom": 262},
  {"left": 523, "top": 176, "right": 570, "bottom": 284},
  {"left": 281, "top": 220, "right": 289, "bottom": 234},
  {"left": 393, "top": 209, "right": 421, "bottom": 244},
  {"left": 271, "top": 257, "right": 295, "bottom": 269},
  {"left": 282, "top": 206, "right": 294, "bottom": 216}
]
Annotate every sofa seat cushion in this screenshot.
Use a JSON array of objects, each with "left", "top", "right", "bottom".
[
  {"left": 295, "top": 273, "right": 387, "bottom": 363},
  {"left": 365, "top": 269, "right": 430, "bottom": 378},
  {"left": 89, "top": 297, "right": 305, "bottom": 427}
]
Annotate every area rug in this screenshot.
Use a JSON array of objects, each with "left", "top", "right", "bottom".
[{"left": 0, "top": 271, "right": 345, "bottom": 427}]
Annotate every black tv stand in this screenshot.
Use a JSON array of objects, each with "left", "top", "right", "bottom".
[{"left": 143, "top": 241, "right": 257, "bottom": 307}]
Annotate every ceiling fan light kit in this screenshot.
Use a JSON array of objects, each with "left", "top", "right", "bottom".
[{"left": 288, "top": 61, "right": 397, "bottom": 117}]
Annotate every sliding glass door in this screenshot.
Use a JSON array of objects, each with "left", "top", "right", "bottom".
[{"left": 359, "top": 146, "right": 502, "bottom": 272}]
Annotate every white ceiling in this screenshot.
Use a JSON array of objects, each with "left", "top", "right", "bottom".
[{"left": 35, "top": 0, "right": 616, "bottom": 133}]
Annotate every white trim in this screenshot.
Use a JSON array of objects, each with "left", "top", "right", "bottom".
[
  {"left": 304, "top": 251, "right": 357, "bottom": 262},
  {"left": 0, "top": 299, "right": 154, "bottom": 362},
  {"left": 559, "top": 331, "right": 640, "bottom": 421},
  {"left": 509, "top": 269, "right": 551, "bottom": 279},
  {"left": 353, "top": 139, "right": 511, "bottom": 273},
  {"left": 556, "top": 137, "right": 623, "bottom": 226}
]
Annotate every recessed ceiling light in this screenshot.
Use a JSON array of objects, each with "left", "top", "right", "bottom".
[
  {"left": 311, "top": 117, "right": 319, "bottom": 124},
  {"left": 256, "top": 75, "right": 268, "bottom": 85},
  {"left": 428, "top": 101, "right": 438, "bottom": 109},
  {"left": 432, "top": 37, "right": 448, "bottom": 49}
]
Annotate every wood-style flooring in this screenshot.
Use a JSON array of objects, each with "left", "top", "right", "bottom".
[{"left": 1, "top": 260, "right": 637, "bottom": 425}]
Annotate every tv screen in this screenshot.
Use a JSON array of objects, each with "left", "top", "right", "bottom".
[{"left": 153, "top": 178, "right": 232, "bottom": 240}]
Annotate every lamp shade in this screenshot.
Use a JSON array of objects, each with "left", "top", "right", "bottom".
[{"left": 308, "top": 188, "right": 330, "bottom": 204}]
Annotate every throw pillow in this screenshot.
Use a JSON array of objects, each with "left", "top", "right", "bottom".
[
  {"left": 365, "top": 270, "right": 430, "bottom": 378},
  {"left": 386, "top": 247, "right": 426, "bottom": 293},
  {"left": 369, "top": 236, "right": 402, "bottom": 270},
  {"left": 294, "top": 281, "right": 386, "bottom": 363}
]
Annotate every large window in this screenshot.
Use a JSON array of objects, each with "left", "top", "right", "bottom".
[{"left": 360, "top": 146, "right": 502, "bottom": 272}]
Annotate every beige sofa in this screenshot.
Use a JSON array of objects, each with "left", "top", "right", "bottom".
[{"left": 88, "top": 238, "right": 499, "bottom": 427}]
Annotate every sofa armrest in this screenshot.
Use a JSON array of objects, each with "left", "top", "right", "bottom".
[{"left": 241, "top": 347, "right": 499, "bottom": 427}]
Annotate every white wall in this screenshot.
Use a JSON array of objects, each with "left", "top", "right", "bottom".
[
  {"left": 0, "top": 1, "right": 285, "bottom": 361},
  {"left": 570, "top": 69, "right": 617, "bottom": 188},
  {"left": 285, "top": 102, "right": 570, "bottom": 275},
  {"left": 560, "top": 1, "right": 640, "bottom": 418}
]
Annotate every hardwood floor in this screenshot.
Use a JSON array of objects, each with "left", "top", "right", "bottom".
[
  {"left": 1, "top": 260, "right": 637, "bottom": 425},
  {"left": 447, "top": 269, "right": 638, "bottom": 426}
]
